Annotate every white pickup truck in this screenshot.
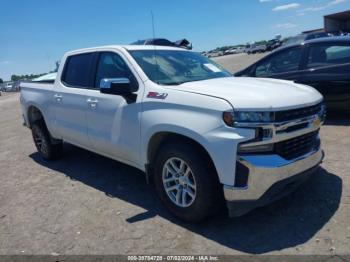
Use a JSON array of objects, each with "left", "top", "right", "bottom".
[{"left": 20, "top": 45, "right": 325, "bottom": 221}]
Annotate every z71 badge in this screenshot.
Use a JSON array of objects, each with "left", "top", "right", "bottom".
[{"left": 147, "top": 92, "right": 168, "bottom": 99}]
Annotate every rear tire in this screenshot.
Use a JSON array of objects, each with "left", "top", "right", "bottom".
[
  {"left": 31, "top": 121, "right": 63, "bottom": 160},
  {"left": 153, "top": 142, "right": 223, "bottom": 222}
]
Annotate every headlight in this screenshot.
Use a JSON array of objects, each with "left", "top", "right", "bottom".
[{"left": 223, "top": 111, "right": 274, "bottom": 126}]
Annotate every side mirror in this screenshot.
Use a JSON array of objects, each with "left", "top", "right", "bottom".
[
  {"left": 100, "top": 78, "right": 137, "bottom": 103},
  {"left": 100, "top": 78, "right": 132, "bottom": 95}
]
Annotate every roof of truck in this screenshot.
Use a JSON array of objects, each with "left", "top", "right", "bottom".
[{"left": 65, "top": 45, "right": 187, "bottom": 56}]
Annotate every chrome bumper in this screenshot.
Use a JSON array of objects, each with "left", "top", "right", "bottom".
[{"left": 224, "top": 147, "right": 324, "bottom": 202}]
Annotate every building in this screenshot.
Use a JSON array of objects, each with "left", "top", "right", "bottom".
[
  {"left": 302, "top": 28, "right": 325, "bottom": 34},
  {"left": 324, "top": 10, "right": 350, "bottom": 33},
  {"left": 302, "top": 10, "right": 350, "bottom": 34}
]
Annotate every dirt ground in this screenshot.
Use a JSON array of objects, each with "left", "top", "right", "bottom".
[{"left": 0, "top": 53, "right": 349, "bottom": 256}]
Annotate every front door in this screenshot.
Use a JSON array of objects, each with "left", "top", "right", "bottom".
[
  {"left": 300, "top": 42, "right": 350, "bottom": 111},
  {"left": 253, "top": 46, "right": 304, "bottom": 82},
  {"left": 85, "top": 51, "right": 142, "bottom": 164}
]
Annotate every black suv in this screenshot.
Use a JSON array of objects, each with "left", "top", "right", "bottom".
[{"left": 235, "top": 36, "right": 350, "bottom": 111}]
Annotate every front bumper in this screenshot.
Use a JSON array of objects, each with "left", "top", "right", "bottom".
[{"left": 224, "top": 148, "right": 324, "bottom": 217}]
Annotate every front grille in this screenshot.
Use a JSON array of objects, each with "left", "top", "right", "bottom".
[
  {"left": 275, "top": 103, "right": 322, "bottom": 122},
  {"left": 274, "top": 131, "right": 320, "bottom": 160}
]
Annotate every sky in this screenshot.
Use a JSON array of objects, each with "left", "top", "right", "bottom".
[{"left": 0, "top": 0, "right": 349, "bottom": 81}]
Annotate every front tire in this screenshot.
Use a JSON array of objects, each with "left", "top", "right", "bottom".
[
  {"left": 31, "top": 121, "right": 63, "bottom": 160},
  {"left": 153, "top": 142, "right": 223, "bottom": 222}
]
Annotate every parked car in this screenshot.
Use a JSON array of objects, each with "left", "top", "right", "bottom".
[
  {"left": 20, "top": 45, "right": 325, "bottom": 221},
  {"left": 224, "top": 48, "right": 237, "bottom": 55},
  {"left": 235, "top": 46, "right": 245, "bottom": 54},
  {"left": 12, "top": 81, "right": 21, "bottom": 92},
  {"left": 224, "top": 47, "right": 245, "bottom": 55},
  {"left": 235, "top": 36, "right": 350, "bottom": 111},
  {"left": 245, "top": 43, "right": 266, "bottom": 54},
  {"left": 207, "top": 51, "right": 223, "bottom": 58},
  {"left": 282, "top": 32, "right": 329, "bottom": 47},
  {"left": 0, "top": 81, "right": 22, "bottom": 92},
  {"left": 266, "top": 39, "right": 282, "bottom": 51},
  {"left": 3, "top": 82, "right": 14, "bottom": 92}
]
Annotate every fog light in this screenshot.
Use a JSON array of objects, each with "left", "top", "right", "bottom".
[{"left": 234, "top": 161, "right": 249, "bottom": 187}]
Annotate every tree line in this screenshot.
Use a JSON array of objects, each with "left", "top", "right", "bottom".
[
  {"left": 10, "top": 73, "right": 47, "bottom": 82},
  {"left": 1, "top": 61, "right": 60, "bottom": 83}
]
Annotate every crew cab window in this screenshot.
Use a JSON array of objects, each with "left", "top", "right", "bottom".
[
  {"left": 306, "top": 43, "right": 350, "bottom": 69},
  {"left": 255, "top": 47, "right": 302, "bottom": 77},
  {"left": 95, "top": 52, "right": 136, "bottom": 89},
  {"left": 62, "top": 53, "right": 94, "bottom": 88}
]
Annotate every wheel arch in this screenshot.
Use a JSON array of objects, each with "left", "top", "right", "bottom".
[
  {"left": 27, "top": 105, "right": 46, "bottom": 128},
  {"left": 146, "top": 131, "right": 219, "bottom": 180}
]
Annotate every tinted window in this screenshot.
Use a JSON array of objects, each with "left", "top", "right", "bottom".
[
  {"left": 306, "top": 43, "right": 350, "bottom": 68},
  {"left": 62, "top": 53, "right": 94, "bottom": 87},
  {"left": 255, "top": 47, "right": 302, "bottom": 77},
  {"left": 95, "top": 52, "right": 136, "bottom": 89}
]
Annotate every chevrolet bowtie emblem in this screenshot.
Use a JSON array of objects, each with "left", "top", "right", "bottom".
[{"left": 312, "top": 117, "right": 321, "bottom": 128}]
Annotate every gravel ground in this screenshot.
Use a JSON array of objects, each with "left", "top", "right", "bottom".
[
  {"left": 213, "top": 52, "right": 268, "bottom": 73},
  {"left": 0, "top": 53, "right": 349, "bottom": 256}
]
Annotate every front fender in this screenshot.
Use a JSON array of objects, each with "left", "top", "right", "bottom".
[
  {"left": 140, "top": 87, "right": 255, "bottom": 186},
  {"left": 142, "top": 123, "right": 255, "bottom": 186}
]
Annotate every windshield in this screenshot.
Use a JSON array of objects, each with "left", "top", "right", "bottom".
[{"left": 128, "top": 50, "right": 231, "bottom": 85}]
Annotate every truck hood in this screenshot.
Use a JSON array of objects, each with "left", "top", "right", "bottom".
[{"left": 169, "top": 77, "right": 323, "bottom": 110}]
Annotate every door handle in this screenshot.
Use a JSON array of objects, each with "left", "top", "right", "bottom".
[
  {"left": 54, "top": 94, "right": 62, "bottom": 102},
  {"left": 86, "top": 98, "right": 99, "bottom": 108},
  {"left": 86, "top": 98, "right": 99, "bottom": 103}
]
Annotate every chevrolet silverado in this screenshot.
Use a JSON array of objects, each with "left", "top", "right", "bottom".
[{"left": 20, "top": 45, "right": 325, "bottom": 221}]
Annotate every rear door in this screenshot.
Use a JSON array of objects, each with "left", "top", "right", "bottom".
[
  {"left": 52, "top": 52, "right": 95, "bottom": 147},
  {"left": 84, "top": 51, "right": 142, "bottom": 164},
  {"left": 299, "top": 41, "right": 350, "bottom": 111},
  {"left": 252, "top": 46, "right": 305, "bottom": 82}
]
